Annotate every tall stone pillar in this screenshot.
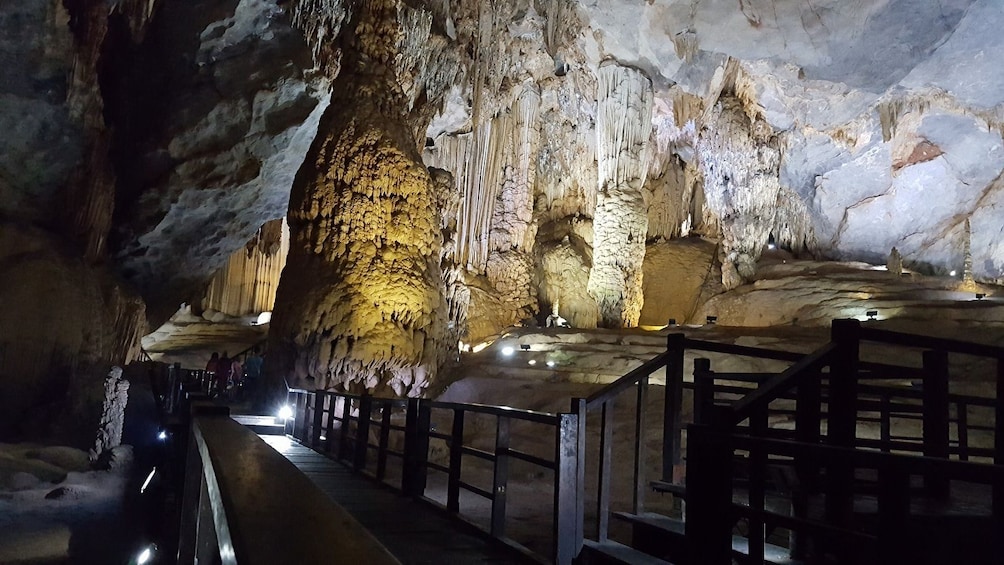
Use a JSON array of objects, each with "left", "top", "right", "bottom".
[
  {"left": 587, "top": 64, "right": 654, "bottom": 327},
  {"left": 266, "top": 1, "right": 443, "bottom": 399}
]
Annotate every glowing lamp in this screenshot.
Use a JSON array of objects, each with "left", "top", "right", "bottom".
[
  {"left": 949, "top": 270, "right": 957, "bottom": 277},
  {"left": 157, "top": 430, "right": 167, "bottom": 441},
  {"left": 277, "top": 405, "right": 294, "bottom": 420}
]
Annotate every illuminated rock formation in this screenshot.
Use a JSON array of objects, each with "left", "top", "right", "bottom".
[
  {"left": 587, "top": 64, "right": 654, "bottom": 326},
  {"left": 267, "top": 0, "right": 443, "bottom": 397}
]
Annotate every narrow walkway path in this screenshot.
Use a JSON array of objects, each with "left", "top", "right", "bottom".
[{"left": 259, "top": 435, "right": 535, "bottom": 565}]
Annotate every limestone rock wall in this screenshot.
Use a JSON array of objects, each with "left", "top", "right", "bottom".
[
  {"left": 107, "top": 0, "right": 329, "bottom": 323},
  {"left": 0, "top": 223, "right": 145, "bottom": 445}
]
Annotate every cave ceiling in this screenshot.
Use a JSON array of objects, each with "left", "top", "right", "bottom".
[{"left": 3, "top": 0, "right": 1004, "bottom": 322}]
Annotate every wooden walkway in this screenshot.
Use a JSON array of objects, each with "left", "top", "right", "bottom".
[{"left": 259, "top": 435, "right": 535, "bottom": 565}]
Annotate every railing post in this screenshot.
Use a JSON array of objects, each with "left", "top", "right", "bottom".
[
  {"left": 571, "top": 397, "right": 586, "bottom": 552},
  {"left": 792, "top": 371, "right": 821, "bottom": 560},
  {"left": 633, "top": 376, "right": 648, "bottom": 514},
  {"left": 311, "top": 391, "right": 325, "bottom": 447},
  {"left": 877, "top": 463, "right": 910, "bottom": 564},
  {"left": 338, "top": 394, "right": 352, "bottom": 461},
  {"left": 957, "top": 401, "right": 969, "bottom": 461},
  {"left": 879, "top": 394, "right": 891, "bottom": 452},
  {"left": 403, "top": 398, "right": 420, "bottom": 496},
  {"left": 417, "top": 400, "right": 431, "bottom": 493},
  {"left": 283, "top": 389, "right": 295, "bottom": 436},
  {"left": 554, "top": 412, "right": 579, "bottom": 565},
  {"left": 354, "top": 394, "right": 372, "bottom": 472},
  {"left": 294, "top": 391, "right": 309, "bottom": 441},
  {"left": 664, "top": 333, "right": 685, "bottom": 483},
  {"left": 376, "top": 404, "right": 392, "bottom": 481},
  {"left": 747, "top": 407, "right": 768, "bottom": 564},
  {"left": 685, "top": 424, "right": 733, "bottom": 565},
  {"left": 324, "top": 394, "right": 337, "bottom": 454},
  {"left": 492, "top": 416, "right": 511, "bottom": 538},
  {"left": 827, "top": 318, "right": 860, "bottom": 526},
  {"left": 693, "top": 358, "right": 714, "bottom": 425},
  {"left": 447, "top": 409, "right": 465, "bottom": 513},
  {"left": 597, "top": 398, "right": 614, "bottom": 541},
  {"left": 995, "top": 357, "right": 1004, "bottom": 518},
  {"left": 922, "top": 349, "right": 949, "bottom": 498}
]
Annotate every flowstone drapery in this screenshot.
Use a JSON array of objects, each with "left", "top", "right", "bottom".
[{"left": 267, "top": 1, "right": 443, "bottom": 397}]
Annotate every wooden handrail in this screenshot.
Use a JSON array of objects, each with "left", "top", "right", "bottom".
[
  {"left": 683, "top": 337, "right": 806, "bottom": 362},
  {"left": 585, "top": 352, "right": 669, "bottom": 406},
  {"left": 859, "top": 326, "right": 1004, "bottom": 358},
  {"left": 730, "top": 342, "right": 838, "bottom": 424},
  {"left": 184, "top": 412, "right": 398, "bottom": 565},
  {"left": 729, "top": 433, "right": 1004, "bottom": 483}
]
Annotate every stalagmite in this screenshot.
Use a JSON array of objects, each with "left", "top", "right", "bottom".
[
  {"left": 587, "top": 64, "right": 653, "bottom": 327},
  {"left": 267, "top": 1, "right": 443, "bottom": 397},
  {"left": 90, "top": 367, "right": 129, "bottom": 463}
]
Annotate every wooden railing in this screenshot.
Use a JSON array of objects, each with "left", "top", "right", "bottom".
[
  {"left": 285, "top": 388, "right": 580, "bottom": 565},
  {"left": 685, "top": 319, "right": 1004, "bottom": 564}
]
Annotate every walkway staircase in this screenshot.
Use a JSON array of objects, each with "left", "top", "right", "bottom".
[{"left": 164, "top": 318, "right": 1004, "bottom": 564}]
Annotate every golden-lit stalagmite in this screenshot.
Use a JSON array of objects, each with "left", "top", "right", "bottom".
[
  {"left": 266, "top": 0, "right": 444, "bottom": 397},
  {"left": 587, "top": 64, "right": 654, "bottom": 327}
]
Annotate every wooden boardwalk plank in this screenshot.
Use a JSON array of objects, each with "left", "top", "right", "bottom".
[{"left": 260, "top": 435, "right": 533, "bottom": 565}]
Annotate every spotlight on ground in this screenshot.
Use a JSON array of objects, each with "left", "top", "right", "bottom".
[
  {"left": 866, "top": 310, "right": 878, "bottom": 321},
  {"left": 277, "top": 405, "right": 294, "bottom": 420},
  {"left": 528, "top": 359, "right": 537, "bottom": 366},
  {"left": 140, "top": 467, "right": 157, "bottom": 494},
  {"left": 501, "top": 346, "right": 515, "bottom": 356},
  {"left": 546, "top": 360, "right": 556, "bottom": 368},
  {"left": 136, "top": 544, "right": 156, "bottom": 564}
]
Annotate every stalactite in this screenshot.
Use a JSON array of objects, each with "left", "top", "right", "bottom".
[
  {"left": 672, "top": 29, "right": 699, "bottom": 63},
  {"left": 203, "top": 219, "right": 290, "bottom": 317},
  {"left": 588, "top": 64, "right": 654, "bottom": 327},
  {"left": 489, "top": 84, "right": 541, "bottom": 254},
  {"left": 290, "top": 0, "right": 350, "bottom": 75}
]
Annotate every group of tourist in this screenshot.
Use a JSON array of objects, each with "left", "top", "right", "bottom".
[{"left": 205, "top": 346, "right": 264, "bottom": 404}]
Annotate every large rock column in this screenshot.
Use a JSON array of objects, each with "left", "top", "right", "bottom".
[
  {"left": 266, "top": 1, "right": 443, "bottom": 398},
  {"left": 587, "top": 64, "right": 654, "bottom": 327},
  {"left": 698, "top": 96, "right": 782, "bottom": 289}
]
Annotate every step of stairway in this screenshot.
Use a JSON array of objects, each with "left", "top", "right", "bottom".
[
  {"left": 579, "top": 539, "right": 673, "bottom": 565},
  {"left": 613, "top": 512, "right": 803, "bottom": 565}
]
